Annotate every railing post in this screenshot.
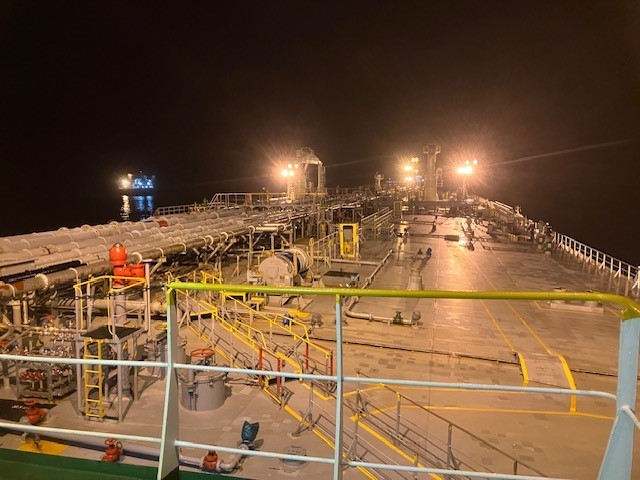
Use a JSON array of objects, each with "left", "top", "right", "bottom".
[
  {"left": 395, "top": 393, "right": 401, "bottom": 446},
  {"left": 333, "top": 294, "right": 344, "bottom": 480},
  {"left": 598, "top": 316, "right": 640, "bottom": 479},
  {"left": 447, "top": 423, "right": 452, "bottom": 469},
  {"left": 276, "top": 359, "right": 282, "bottom": 399},
  {"left": 258, "top": 347, "right": 264, "bottom": 388},
  {"left": 158, "top": 287, "right": 180, "bottom": 480}
]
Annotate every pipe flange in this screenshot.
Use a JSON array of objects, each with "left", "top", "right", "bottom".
[{"left": 35, "top": 273, "right": 49, "bottom": 290}]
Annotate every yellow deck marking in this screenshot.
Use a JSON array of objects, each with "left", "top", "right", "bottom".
[
  {"left": 300, "top": 381, "right": 334, "bottom": 401},
  {"left": 344, "top": 385, "right": 384, "bottom": 397},
  {"left": 285, "top": 393, "right": 441, "bottom": 479},
  {"left": 464, "top": 254, "right": 579, "bottom": 411},
  {"left": 557, "top": 354, "right": 578, "bottom": 412},
  {"left": 355, "top": 417, "right": 443, "bottom": 480},
  {"left": 19, "top": 439, "right": 68, "bottom": 455},
  {"left": 506, "top": 302, "right": 554, "bottom": 355},
  {"left": 283, "top": 405, "right": 377, "bottom": 480},
  {"left": 480, "top": 300, "right": 516, "bottom": 352},
  {"left": 506, "top": 302, "right": 578, "bottom": 410},
  {"left": 516, "top": 352, "right": 530, "bottom": 386}
]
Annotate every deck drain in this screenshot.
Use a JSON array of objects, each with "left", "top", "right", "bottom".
[{"left": 281, "top": 445, "right": 307, "bottom": 467}]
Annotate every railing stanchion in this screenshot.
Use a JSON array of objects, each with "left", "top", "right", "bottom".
[
  {"left": 333, "top": 294, "right": 344, "bottom": 480},
  {"left": 158, "top": 287, "right": 180, "bottom": 480},
  {"left": 395, "top": 392, "right": 401, "bottom": 446},
  {"left": 598, "top": 316, "right": 640, "bottom": 479},
  {"left": 447, "top": 423, "right": 453, "bottom": 470}
]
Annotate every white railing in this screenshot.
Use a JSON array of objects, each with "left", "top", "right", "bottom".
[
  {"left": 553, "top": 232, "right": 639, "bottom": 293},
  {"left": 1, "top": 285, "right": 639, "bottom": 480}
]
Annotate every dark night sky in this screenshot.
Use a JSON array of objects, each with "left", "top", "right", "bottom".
[{"left": 1, "top": 1, "right": 639, "bottom": 264}]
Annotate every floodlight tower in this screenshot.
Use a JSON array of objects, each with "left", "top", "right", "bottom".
[
  {"left": 296, "top": 147, "right": 326, "bottom": 195},
  {"left": 422, "top": 144, "right": 441, "bottom": 201}
]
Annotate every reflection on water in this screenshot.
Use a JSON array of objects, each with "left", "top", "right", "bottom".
[{"left": 120, "top": 195, "right": 154, "bottom": 221}]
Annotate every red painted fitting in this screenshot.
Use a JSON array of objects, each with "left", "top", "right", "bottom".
[
  {"left": 113, "top": 264, "right": 145, "bottom": 279},
  {"left": 23, "top": 399, "right": 47, "bottom": 425},
  {"left": 202, "top": 450, "right": 219, "bottom": 471},
  {"left": 109, "top": 243, "right": 128, "bottom": 267},
  {"left": 102, "top": 438, "right": 123, "bottom": 462},
  {"left": 190, "top": 348, "right": 215, "bottom": 359}
]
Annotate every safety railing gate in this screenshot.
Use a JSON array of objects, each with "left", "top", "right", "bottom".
[{"left": 0, "top": 285, "right": 638, "bottom": 480}]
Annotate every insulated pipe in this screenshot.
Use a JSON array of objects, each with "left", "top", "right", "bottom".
[
  {"left": 9, "top": 300, "right": 21, "bottom": 327},
  {"left": 330, "top": 258, "right": 380, "bottom": 267},
  {"left": 214, "top": 443, "right": 249, "bottom": 473},
  {"left": 0, "top": 207, "right": 315, "bottom": 297},
  {"left": 344, "top": 250, "right": 394, "bottom": 322},
  {"left": 0, "top": 314, "right": 15, "bottom": 341}
]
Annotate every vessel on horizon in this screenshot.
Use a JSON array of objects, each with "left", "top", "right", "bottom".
[{"left": 118, "top": 172, "right": 155, "bottom": 192}]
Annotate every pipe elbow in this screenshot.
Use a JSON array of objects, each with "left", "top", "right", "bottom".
[
  {"left": 35, "top": 273, "right": 50, "bottom": 290},
  {"left": 0, "top": 283, "right": 17, "bottom": 299}
]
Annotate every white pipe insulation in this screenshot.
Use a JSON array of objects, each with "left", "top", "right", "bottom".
[
  {"left": 344, "top": 249, "right": 394, "bottom": 323},
  {"left": 0, "top": 207, "right": 315, "bottom": 298}
]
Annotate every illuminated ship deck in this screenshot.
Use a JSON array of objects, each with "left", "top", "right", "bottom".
[{"left": 0, "top": 197, "right": 638, "bottom": 480}]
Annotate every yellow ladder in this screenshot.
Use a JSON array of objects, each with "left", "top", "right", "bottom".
[{"left": 83, "top": 338, "right": 105, "bottom": 420}]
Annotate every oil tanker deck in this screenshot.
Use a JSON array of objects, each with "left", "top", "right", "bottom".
[{"left": 0, "top": 148, "right": 638, "bottom": 480}]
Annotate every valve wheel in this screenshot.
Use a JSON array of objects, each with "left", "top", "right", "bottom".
[{"left": 190, "top": 348, "right": 215, "bottom": 359}]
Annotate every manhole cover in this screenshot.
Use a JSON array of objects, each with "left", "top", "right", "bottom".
[{"left": 281, "top": 445, "right": 307, "bottom": 467}]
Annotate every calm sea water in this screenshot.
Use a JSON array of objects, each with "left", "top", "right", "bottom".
[
  {"left": 119, "top": 194, "right": 155, "bottom": 222},
  {"left": 0, "top": 184, "right": 200, "bottom": 238}
]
